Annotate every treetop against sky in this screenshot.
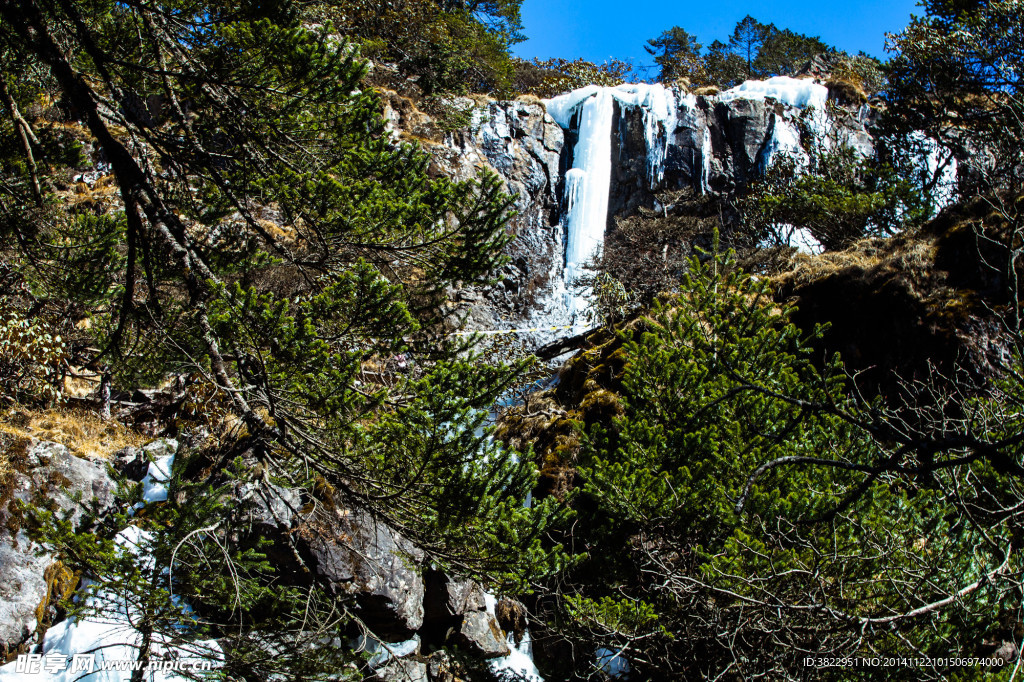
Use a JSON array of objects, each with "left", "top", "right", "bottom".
[{"left": 513, "top": 0, "right": 921, "bottom": 69}]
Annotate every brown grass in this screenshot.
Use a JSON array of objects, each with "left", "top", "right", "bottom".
[
  {"left": 514, "top": 93, "right": 546, "bottom": 109},
  {"left": 0, "top": 406, "right": 147, "bottom": 461},
  {"left": 827, "top": 78, "right": 868, "bottom": 106}
]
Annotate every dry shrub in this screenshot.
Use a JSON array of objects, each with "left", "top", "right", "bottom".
[
  {"left": 0, "top": 310, "right": 67, "bottom": 406},
  {"left": 826, "top": 78, "right": 868, "bottom": 106}
]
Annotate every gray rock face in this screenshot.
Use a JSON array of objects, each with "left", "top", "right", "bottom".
[
  {"left": 455, "top": 610, "right": 510, "bottom": 659},
  {"left": 373, "top": 658, "right": 429, "bottom": 682},
  {"left": 611, "top": 93, "right": 874, "bottom": 218},
  {"left": 381, "top": 86, "right": 875, "bottom": 343},
  {"left": 297, "top": 505, "right": 425, "bottom": 640},
  {"left": 423, "top": 570, "right": 487, "bottom": 627},
  {"left": 0, "top": 541, "right": 49, "bottom": 658},
  {"left": 423, "top": 99, "right": 566, "bottom": 331},
  {"left": 0, "top": 439, "right": 118, "bottom": 656}
]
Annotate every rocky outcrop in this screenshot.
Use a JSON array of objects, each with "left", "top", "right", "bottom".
[
  {"left": 300, "top": 506, "right": 426, "bottom": 639},
  {"left": 380, "top": 82, "right": 876, "bottom": 343},
  {"left": 611, "top": 91, "right": 873, "bottom": 218},
  {"left": 382, "top": 93, "right": 566, "bottom": 332},
  {"left": 0, "top": 439, "right": 118, "bottom": 658}
]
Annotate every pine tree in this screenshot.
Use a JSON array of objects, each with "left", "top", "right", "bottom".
[
  {"left": 728, "top": 15, "right": 773, "bottom": 79},
  {"left": 538, "top": 252, "right": 1015, "bottom": 678},
  {"left": 0, "top": 0, "right": 566, "bottom": 673},
  {"left": 644, "top": 27, "right": 704, "bottom": 84}
]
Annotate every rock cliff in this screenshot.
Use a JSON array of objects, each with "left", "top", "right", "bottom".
[{"left": 383, "top": 78, "right": 875, "bottom": 345}]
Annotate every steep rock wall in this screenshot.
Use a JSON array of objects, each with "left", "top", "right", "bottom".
[{"left": 383, "top": 79, "right": 875, "bottom": 345}]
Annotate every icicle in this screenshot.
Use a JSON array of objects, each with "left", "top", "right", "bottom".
[
  {"left": 562, "top": 89, "right": 615, "bottom": 286},
  {"left": 700, "top": 125, "right": 713, "bottom": 195}
]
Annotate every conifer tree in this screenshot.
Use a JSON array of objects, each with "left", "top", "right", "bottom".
[
  {"left": 538, "top": 252, "right": 1017, "bottom": 679},
  {"left": 644, "top": 27, "right": 704, "bottom": 84},
  {"left": 729, "top": 15, "right": 773, "bottom": 79},
  {"left": 0, "top": 0, "right": 565, "bottom": 673}
]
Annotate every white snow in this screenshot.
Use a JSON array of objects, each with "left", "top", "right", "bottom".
[
  {"left": 700, "top": 126, "right": 713, "bottom": 194},
  {"left": 485, "top": 593, "right": 545, "bottom": 681},
  {"left": 720, "top": 76, "right": 828, "bottom": 110},
  {"left": 544, "top": 84, "right": 695, "bottom": 325},
  {"left": 492, "top": 630, "right": 544, "bottom": 682},
  {"left": 721, "top": 77, "right": 831, "bottom": 170},
  {"left": 909, "top": 131, "right": 958, "bottom": 213},
  {"left": 0, "top": 527, "right": 221, "bottom": 682},
  {"left": 140, "top": 453, "right": 174, "bottom": 505},
  {"left": 544, "top": 85, "right": 604, "bottom": 129},
  {"left": 356, "top": 634, "right": 421, "bottom": 668}
]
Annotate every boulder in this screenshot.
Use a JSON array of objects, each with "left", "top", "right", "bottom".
[
  {"left": 453, "top": 611, "right": 510, "bottom": 659},
  {"left": 0, "top": 439, "right": 118, "bottom": 656},
  {"left": 0, "top": 541, "right": 49, "bottom": 658},
  {"left": 373, "top": 658, "right": 429, "bottom": 682},
  {"left": 298, "top": 506, "right": 425, "bottom": 640},
  {"left": 423, "top": 571, "right": 487, "bottom": 626}
]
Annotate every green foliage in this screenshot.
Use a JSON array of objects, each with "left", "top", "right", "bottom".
[
  {"left": 545, "top": 252, "right": 1013, "bottom": 678},
  {"left": 884, "top": 0, "right": 1024, "bottom": 197},
  {"left": 511, "top": 57, "right": 635, "bottom": 98},
  {"left": 741, "top": 145, "right": 929, "bottom": 250},
  {"left": 832, "top": 52, "right": 886, "bottom": 96},
  {"left": 0, "top": 2, "right": 567, "bottom": 675},
  {"left": 23, "top": 457, "right": 361, "bottom": 680},
  {"left": 645, "top": 16, "right": 835, "bottom": 87},
  {"left": 645, "top": 28, "right": 704, "bottom": 84},
  {"left": 319, "top": 0, "right": 523, "bottom": 94},
  {"left": 754, "top": 27, "right": 833, "bottom": 77},
  {"left": 0, "top": 308, "right": 66, "bottom": 405}
]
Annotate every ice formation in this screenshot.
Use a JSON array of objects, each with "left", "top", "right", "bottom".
[
  {"left": 719, "top": 75, "right": 828, "bottom": 110},
  {"left": 486, "top": 593, "right": 545, "bottom": 681},
  {"left": 0, "top": 527, "right": 222, "bottom": 682},
  {"left": 544, "top": 83, "right": 694, "bottom": 325}
]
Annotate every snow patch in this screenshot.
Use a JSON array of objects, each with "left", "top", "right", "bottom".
[
  {"left": 720, "top": 76, "right": 828, "bottom": 110},
  {"left": 0, "top": 526, "right": 221, "bottom": 682}
]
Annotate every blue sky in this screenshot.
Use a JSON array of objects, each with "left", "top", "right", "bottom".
[{"left": 512, "top": 0, "right": 923, "bottom": 70}]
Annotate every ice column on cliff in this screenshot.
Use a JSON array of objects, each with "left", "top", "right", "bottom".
[
  {"left": 544, "top": 84, "right": 688, "bottom": 322},
  {"left": 556, "top": 87, "right": 616, "bottom": 286}
]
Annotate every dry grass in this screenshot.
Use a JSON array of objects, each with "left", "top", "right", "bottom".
[
  {"left": 694, "top": 86, "right": 720, "bottom": 97},
  {"left": 0, "top": 406, "right": 147, "bottom": 461},
  {"left": 514, "top": 94, "right": 545, "bottom": 108},
  {"left": 826, "top": 78, "right": 868, "bottom": 106}
]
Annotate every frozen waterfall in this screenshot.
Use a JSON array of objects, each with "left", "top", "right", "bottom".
[
  {"left": 544, "top": 84, "right": 692, "bottom": 325},
  {"left": 541, "top": 78, "right": 835, "bottom": 326}
]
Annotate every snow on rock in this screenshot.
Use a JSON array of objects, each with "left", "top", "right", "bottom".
[
  {"left": 0, "top": 526, "right": 221, "bottom": 682},
  {"left": 140, "top": 442, "right": 176, "bottom": 505},
  {"left": 720, "top": 76, "right": 828, "bottom": 110}
]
